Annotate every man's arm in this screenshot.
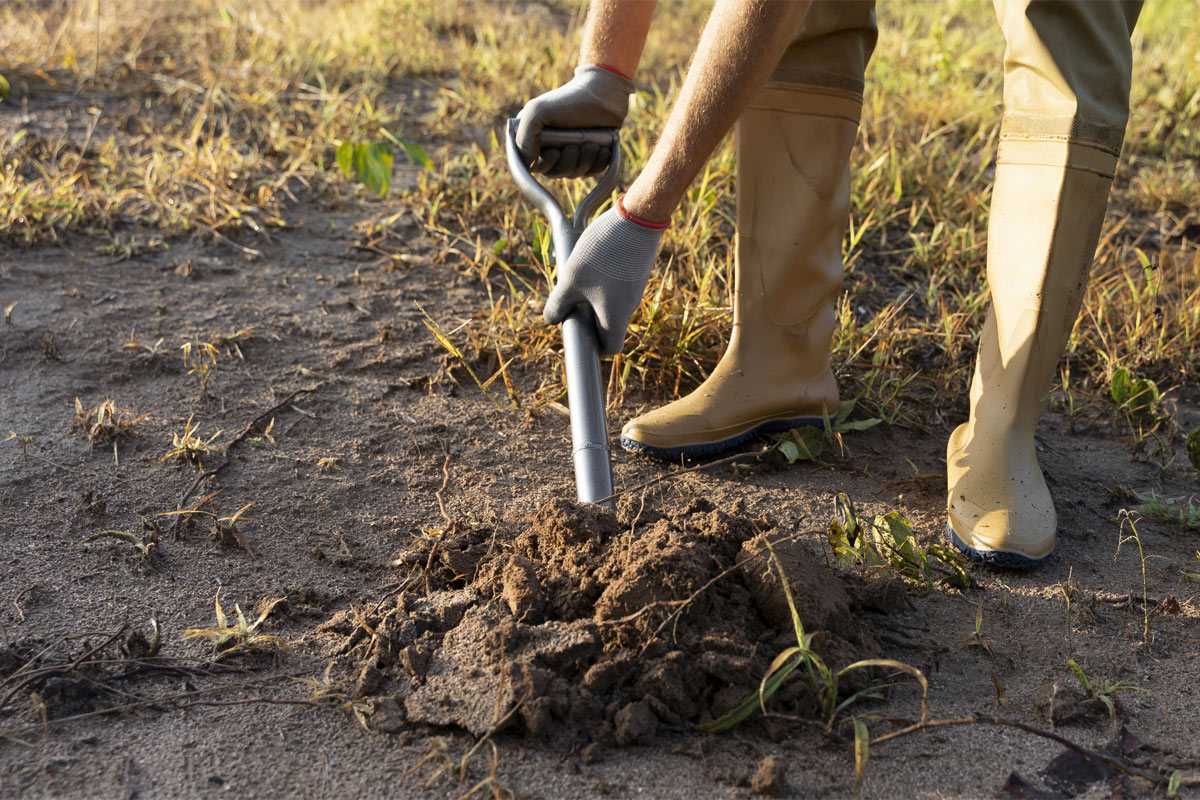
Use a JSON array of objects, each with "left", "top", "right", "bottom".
[
  {"left": 541, "top": 0, "right": 815, "bottom": 354},
  {"left": 514, "top": 1, "right": 656, "bottom": 176},
  {"left": 624, "top": 0, "right": 812, "bottom": 221},
  {"left": 579, "top": 0, "right": 657, "bottom": 79}
]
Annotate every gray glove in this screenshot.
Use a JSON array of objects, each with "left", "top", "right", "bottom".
[
  {"left": 516, "top": 65, "right": 633, "bottom": 178},
  {"left": 543, "top": 205, "right": 665, "bottom": 355}
]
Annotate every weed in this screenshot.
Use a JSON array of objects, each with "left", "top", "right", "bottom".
[
  {"left": 1116, "top": 510, "right": 1152, "bottom": 644},
  {"left": 181, "top": 341, "right": 220, "bottom": 396},
  {"left": 773, "top": 399, "right": 882, "bottom": 464},
  {"left": 828, "top": 493, "right": 972, "bottom": 589},
  {"left": 962, "top": 602, "right": 994, "bottom": 657},
  {"left": 182, "top": 592, "right": 286, "bottom": 661},
  {"left": 4, "top": 430, "right": 34, "bottom": 461},
  {"left": 73, "top": 397, "right": 144, "bottom": 463},
  {"left": 1135, "top": 492, "right": 1200, "bottom": 531},
  {"left": 82, "top": 522, "right": 161, "bottom": 561},
  {"left": 1109, "top": 365, "right": 1162, "bottom": 417},
  {"left": 301, "top": 663, "right": 373, "bottom": 729},
  {"left": 1065, "top": 658, "right": 1134, "bottom": 726},
  {"left": 121, "top": 330, "right": 167, "bottom": 359},
  {"left": 160, "top": 501, "right": 256, "bottom": 553},
  {"left": 700, "top": 538, "right": 929, "bottom": 742},
  {"left": 210, "top": 327, "right": 255, "bottom": 360},
  {"left": 336, "top": 131, "right": 431, "bottom": 197},
  {"left": 1183, "top": 552, "right": 1200, "bottom": 583},
  {"left": 159, "top": 415, "right": 221, "bottom": 471}
]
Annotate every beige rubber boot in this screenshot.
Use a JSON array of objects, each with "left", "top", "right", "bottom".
[
  {"left": 948, "top": 0, "right": 1141, "bottom": 567},
  {"left": 620, "top": 1, "right": 876, "bottom": 461},
  {"left": 620, "top": 87, "right": 860, "bottom": 459}
]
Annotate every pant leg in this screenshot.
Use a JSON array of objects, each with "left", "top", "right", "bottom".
[
  {"left": 994, "top": 0, "right": 1143, "bottom": 173},
  {"left": 770, "top": 0, "right": 878, "bottom": 96},
  {"left": 735, "top": 0, "right": 876, "bottom": 332}
]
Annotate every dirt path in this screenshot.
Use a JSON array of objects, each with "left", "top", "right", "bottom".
[{"left": 2, "top": 203, "right": 1198, "bottom": 799}]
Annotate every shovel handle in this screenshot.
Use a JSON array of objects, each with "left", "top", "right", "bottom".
[
  {"left": 538, "top": 128, "right": 619, "bottom": 148},
  {"left": 504, "top": 120, "right": 618, "bottom": 507}
]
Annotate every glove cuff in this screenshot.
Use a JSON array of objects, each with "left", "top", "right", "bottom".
[
  {"left": 593, "top": 63, "right": 633, "bottom": 80},
  {"left": 617, "top": 195, "right": 669, "bottom": 230},
  {"left": 574, "top": 64, "right": 635, "bottom": 99}
]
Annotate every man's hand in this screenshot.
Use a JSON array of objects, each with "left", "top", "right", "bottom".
[
  {"left": 515, "top": 65, "right": 632, "bottom": 178},
  {"left": 543, "top": 201, "right": 666, "bottom": 355}
]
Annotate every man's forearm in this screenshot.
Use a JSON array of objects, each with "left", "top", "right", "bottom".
[
  {"left": 623, "top": 0, "right": 812, "bottom": 222},
  {"left": 579, "top": 0, "right": 656, "bottom": 78}
]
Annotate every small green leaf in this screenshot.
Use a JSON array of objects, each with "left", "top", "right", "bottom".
[
  {"left": 838, "top": 417, "right": 882, "bottom": 432},
  {"left": 777, "top": 439, "right": 802, "bottom": 464},
  {"left": 335, "top": 141, "right": 354, "bottom": 177},
  {"left": 335, "top": 141, "right": 395, "bottom": 197},
  {"left": 1109, "top": 366, "right": 1159, "bottom": 415},
  {"left": 380, "top": 128, "right": 434, "bottom": 171},
  {"left": 835, "top": 399, "right": 857, "bottom": 427},
  {"left": 775, "top": 426, "right": 826, "bottom": 463},
  {"left": 400, "top": 140, "right": 433, "bottom": 171},
  {"left": 1168, "top": 769, "right": 1182, "bottom": 797},
  {"left": 1097, "top": 693, "right": 1116, "bottom": 722},
  {"left": 364, "top": 142, "right": 394, "bottom": 196},
  {"left": 1066, "top": 658, "right": 1091, "bottom": 694},
  {"left": 0, "top": 73, "right": 9, "bottom": 101}
]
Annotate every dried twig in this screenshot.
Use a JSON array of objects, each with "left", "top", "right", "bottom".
[
  {"left": 0, "top": 625, "right": 128, "bottom": 711},
  {"left": 170, "top": 385, "right": 319, "bottom": 534},
  {"left": 870, "top": 713, "right": 1171, "bottom": 788}
]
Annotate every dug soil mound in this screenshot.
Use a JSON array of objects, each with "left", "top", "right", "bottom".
[{"left": 315, "top": 498, "right": 898, "bottom": 746}]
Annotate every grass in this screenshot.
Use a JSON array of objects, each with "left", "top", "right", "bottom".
[
  {"left": 2, "top": 0, "right": 1198, "bottom": 430},
  {"left": 182, "top": 592, "right": 286, "bottom": 660}
]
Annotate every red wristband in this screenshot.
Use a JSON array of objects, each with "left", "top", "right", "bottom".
[
  {"left": 593, "top": 63, "right": 633, "bottom": 81},
  {"left": 617, "top": 195, "right": 669, "bottom": 230}
]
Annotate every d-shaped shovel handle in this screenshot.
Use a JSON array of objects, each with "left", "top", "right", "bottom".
[{"left": 504, "top": 119, "right": 620, "bottom": 507}]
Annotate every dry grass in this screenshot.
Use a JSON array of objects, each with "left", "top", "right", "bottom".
[{"left": 2, "top": 0, "right": 1198, "bottom": 431}]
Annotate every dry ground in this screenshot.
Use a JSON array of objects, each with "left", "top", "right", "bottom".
[
  {"left": 2, "top": 2, "right": 1200, "bottom": 798},
  {"left": 2, "top": 191, "right": 1198, "bottom": 798}
]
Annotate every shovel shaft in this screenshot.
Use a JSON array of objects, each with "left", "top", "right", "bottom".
[
  {"left": 504, "top": 120, "right": 619, "bottom": 507},
  {"left": 561, "top": 312, "right": 614, "bottom": 504}
]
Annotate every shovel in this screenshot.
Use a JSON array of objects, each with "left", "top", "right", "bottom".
[{"left": 504, "top": 119, "right": 620, "bottom": 506}]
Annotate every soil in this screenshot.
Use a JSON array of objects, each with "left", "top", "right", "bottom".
[
  {"left": 316, "top": 497, "right": 883, "bottom": 747},
  {"left": 3, "top": 108, "right": 1200, "bottom": 800}
]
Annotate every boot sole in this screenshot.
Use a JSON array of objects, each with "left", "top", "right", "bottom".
[
  {"left": 619, "top": 416, "right": 824, "bottom": 461},
  {"left": 946, "top": 522, "right": 1049, "bottom": 570}
]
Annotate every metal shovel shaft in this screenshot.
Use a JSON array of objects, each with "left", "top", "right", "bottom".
[{"left": 504, "top": 120, "right": 619, "bottom": 506}]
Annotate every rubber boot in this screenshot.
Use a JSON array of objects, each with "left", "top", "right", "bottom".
[
  {"left": 619, "top": 87, "right": 861, "bottom": 460},
  {"left": 946, "top": 143, "right": 1117, "bottom": 566},
  {"left": 948, "top": 0, "right": 1141, "bottom": 567},
  {"left": 619, "top": 1, "right": 876, "bottom": 461}
]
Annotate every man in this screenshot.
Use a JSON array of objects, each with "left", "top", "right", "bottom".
[{"left": 515, "top": 0, "right": 1142, "bottom": 568}]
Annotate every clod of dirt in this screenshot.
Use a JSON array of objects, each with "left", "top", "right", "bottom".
[
  {"left": 501, "top": 556, "right": 543, "bottom": 622},
  {"left": 738, "top": 534, "right": 851, "bottom": 633},
  {"left": 615, "top": 700, "right": 658, "bottom": 746},
  {"left": 319, "top": 498, "right": 891, "bottom": 745},
  {"left": 751, "top": 755, "right": 788, "bottom": 796}
]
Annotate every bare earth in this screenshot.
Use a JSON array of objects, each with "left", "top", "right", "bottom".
[{"left": 2, "top": 185, "right": 1199, "bottom": 798}]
